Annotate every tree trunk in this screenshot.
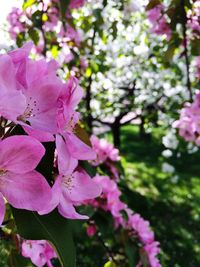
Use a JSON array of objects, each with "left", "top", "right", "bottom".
[
  {"left": 112, "top": 123, "right": 121, "bottom": 148},
  {"left": 139, "top": 115, "right": 146, "bottom": 138}
]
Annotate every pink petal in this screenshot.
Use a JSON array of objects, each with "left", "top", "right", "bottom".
[
  {"left": 0, "top": 91, "right": 26, "bottom": 121},
  {"left": 0, "top": 170, "right": 52, "bottom": 212},
  {"left": 38, "top": 176, "right": 62, "bottom": 215},
  {"left": 8, "top": 42, "right": 33, "bottom": 64},
  {"left": 0, "top": 54, "right": 17, "bottom": 91},
  {"left": 58, "top": 194, "right": 88, "bottom": 220},
  {"left": 56, "top": 134, "right": 78, "bottom": 174},
  {"left": 0, "top": 193, "right": 5, "bottom": 226},
  {"left": 64, "top": 132, "right": 96, "bottom": 160},
  {"left": 23, "top": 77, "right": 62, "bottom": 133},
  {"left": 0, "top": 136, "right": 45, "bottom": 174},
  {"left": 23, "top": 126, "right": 55, "bottom": 142},
  {"left": 63, "top": 170, "right": 102, "bottom": 202}
]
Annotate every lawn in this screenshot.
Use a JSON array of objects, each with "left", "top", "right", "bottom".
[{"left": 119, "top": 125, "right": 200, "bottom": 267}]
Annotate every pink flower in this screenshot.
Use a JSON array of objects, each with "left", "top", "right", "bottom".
[
  {"left": 90, "top": 136, "right": 120, "bottom": 165},
  {"left": 144, "top": 242, "right": 161, "bottom": 267},
  {"left": 173, "top": 92, "right": 200, "bottom": 145},
  {"left": 86, "top": 225, "right": 97, "bottom": 237},
  {"left": 69, "top": 0, "right": 86, "bottom": 9},
  {"left": 0, "top": 54, "right": 26, "bottom": 121},
  {"left": 90, "top": 136, "right": 120, "bottom": 179},
  {"left": 39, "top": 134, "right": 101, "bottom": 219},
  {"left": 0, "top": 43, "right": 62, "bottom": 134},
  {"left": 56, "top": 77, "right": 96, "bottom": 162},
  {"left": 147, "top": 4, "right": 171, "bottom": 39},
  {"left": 0, "top": 136, "right": 52, "bottom": 225},
  {"left": 22, "top": 239, "right": 57, "bottom": 267},
  {"left": 7, "top": 7, "right": 25, "bottom": 39},
  {"left": 88, "top": 175, "right": 161, "bottom": 267}
]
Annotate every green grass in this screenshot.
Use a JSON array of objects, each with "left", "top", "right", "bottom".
[{"left": 119, "top": 125, "right": 200, "bottom": 267}]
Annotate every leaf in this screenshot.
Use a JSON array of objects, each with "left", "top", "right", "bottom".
[
  {"left": 145, "top": 0, "right": 161, "bottom": 11},
  {"left": 80, "top": 161, "right": 96, "bottom": 177},
  {"left": 23, "top": 0, "right": 36, "bottom": 10},
  {"left": 8, "top": 249, "right": 33, "bottom": 267},
  {"left": 74, "top": 123, "right": 92, "bottom": 147},
  {"left": 12, "top": 208, "right": 76, "bottom": 267},
  {"left": 16, "top": 33, "right": 25, "bottom": 48},
  {"left": 191, "top": 39, "right": 200, "bottom": 56},
  {"left": 32, "top": 10, "right": 43, "bottom": 28},
  {"left": 28, "top": 28, "right": 39, "bottom": 45},
  {"left": 104, "top": 261, "right": 117, "bottom": 267},
  {"left": 124, "top": 242, "right": 139, "bottom": 267},
  {"left": 163, "top": 44, "right": 176, "bottom": 63}
]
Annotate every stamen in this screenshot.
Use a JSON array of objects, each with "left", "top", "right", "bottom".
[{"left": 62, "top": 174, "right": 75, "bottom": 193}]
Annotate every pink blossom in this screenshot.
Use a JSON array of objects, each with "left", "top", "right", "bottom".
[
  {"left": 86, "top": 225, "right": 97, "bottom": 237},
  {"left": 22, "top": 239, "right": 57, "bottom": 267},
  {"left": 187, "top": 1, "right": 200, "bottom": 36},
  {"left": 7, "top": 7, "right": 25, "bottom": 39},
  {"left": 69, "top": 0, "right": 86, "bottom": 9},
  {"left": 147, "top": 4, "right": 171, "bottom": 39},
  {"left": 56, "top": 77, "right": 96, "bottom": 162},
  {"left": 90, "top": 136, "right": 120, "bottom": 179},
  {"left": 39, "top": 135, "right": 101, "bottom": 219},
  {"left": 0, "top": 43, "right": 63, "bottom": 134},
  {"left": 173, "top": 92, "right": 200, "bottom": 145},
  {"left": 88, "top": 175, "right": 161, "bottom": 267},
  {"left": 0, "top": 136, "right": 52, "bottom": 225},
  {"left": 90, "top": 136, "right": 120, "bottom": 164}
]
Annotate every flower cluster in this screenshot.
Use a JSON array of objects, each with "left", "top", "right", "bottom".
[
  {"left": 0, "top": 42, "right": 101, "bottom": 224},
  {"left": 90, "top": 135, "right": 120, "bottom": 180},
  {"left": 173, "top": 92, "right": 200, "bottom": 145},
  {"left": 7, "top": 0, "right": 87, "bottom": 72},
  {"left": 196, "top": 56, "right": 200, "bottom": 79},
  {"left": 187, "top": 0, "right": 200, "bottom": 37},
  {"left": 87, "top": 175, "right": 161, "bottom": 267},
  {"left": 147, "top": 4, "right": 171, "bottom": 39},
  {"left": 22, "top": 239, "right": 57, "bottom": 267}
]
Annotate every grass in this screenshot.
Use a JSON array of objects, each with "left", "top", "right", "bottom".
[{"left": 118, "top": 125, "right": 200, "bottom": 267}]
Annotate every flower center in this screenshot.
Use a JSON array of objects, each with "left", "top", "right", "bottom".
[
  {"left": 0, "top": 169, "right": 7, "bottom": 177},
  {"left": 17, "top": 97, "right": 40, "bottom": 123},
  {"left": 64, "top": 113, "right": 76, "bottom": 133},
  {"left": 62, "top": 174, "right": 74, "bottom": 193}
]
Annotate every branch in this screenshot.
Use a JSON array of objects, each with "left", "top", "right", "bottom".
[{"left": 181, "top": 0, "right": 193, "bottom": 101}]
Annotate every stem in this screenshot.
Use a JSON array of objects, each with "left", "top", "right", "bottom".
[{"left": 182, "top": 0, "right": 193, "bottom": 101}]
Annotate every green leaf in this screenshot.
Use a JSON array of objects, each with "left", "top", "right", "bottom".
[
  {"left": 104, "top": 261, "right": 117, "bottom": 267},
  {"left": 163, "top": 44, "right": 176, "bottom": 63},
  {"left": 28, "top": 28, "right": 39, "bottom": 45},
  {"left": 23, "top": 0, "right": 36, "bottom": 10},
  {"left": 191, "top": 39, "right": 200, "bottom": 56},
  {"left": 16, "top": 33, "right": 25, "bottom": 47},
  {"left": 8, "top": 249, "right": 33, "bottom": 267},
  {"left": 12, "top": 209, "right": 76, "bottom": 267}
]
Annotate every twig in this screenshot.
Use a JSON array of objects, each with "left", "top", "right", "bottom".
[{"left": 181, "top": 0, "right": 193, "bottom": 101}]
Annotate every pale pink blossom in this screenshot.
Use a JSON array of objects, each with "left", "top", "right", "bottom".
[
  {"left": 147, "top": 4, "right": 171, "bottom": 39},
  {"left": 22, "top": 239, "right": 57, "bottom": 267},
  {"left": 0, "top": 136, "right": 52, "bottom": 225}
]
